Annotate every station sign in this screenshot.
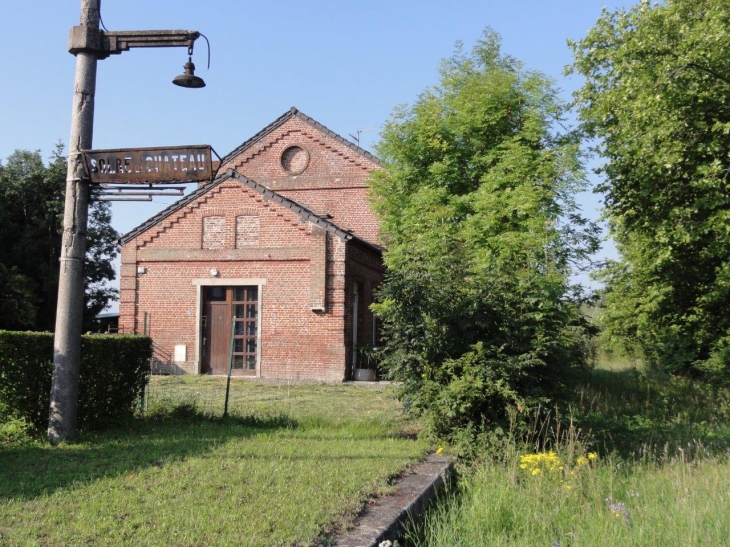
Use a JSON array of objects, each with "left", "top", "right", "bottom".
[{"left": 82, "top": 145, "right": 218, "bottom": 184}]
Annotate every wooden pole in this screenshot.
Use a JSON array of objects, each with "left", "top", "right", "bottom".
[{"left": 223, "top": 315, "right": 236, "bottom": 418}]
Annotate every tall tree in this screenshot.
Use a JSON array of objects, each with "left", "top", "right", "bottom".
[
  {"left": 568, "top": 0, "right": 730, "bottom": 378},
  {"left": 84, "top": 193, "right": 119, "bottom": 325},
  {"left": 0, "top": 145, "right": 119, "bottom": 331},
  {"left": 370, "top": 29, "right": 599, "bottom": 444}
]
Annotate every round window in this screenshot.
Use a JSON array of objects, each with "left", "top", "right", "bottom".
[{"left": 280, "top": 146, "right": 310, "bottom": 175}]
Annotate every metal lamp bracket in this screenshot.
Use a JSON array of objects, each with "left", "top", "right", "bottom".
[{"left": 69, "top": 27, "right": 200, "bottom": 58}]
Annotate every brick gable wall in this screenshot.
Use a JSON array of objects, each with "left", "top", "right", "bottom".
[
  {"left": 222, "top": 117, "right": 382, "bottom": 245},
  {"left": 119, "top": 114, "right": 384, "bottom": 381}
]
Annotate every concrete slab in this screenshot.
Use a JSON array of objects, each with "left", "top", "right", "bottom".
[{"left": 333, "top": 453, "right": 453, "bottom": 547}]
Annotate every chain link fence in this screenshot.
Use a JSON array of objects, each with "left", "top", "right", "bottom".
[{"left": 140, "top": 373, "right": 396, "bottom": 424}]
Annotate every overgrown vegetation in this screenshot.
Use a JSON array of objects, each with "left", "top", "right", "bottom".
[
  {"left": 370, "top": 28, "right": 599, "bottom": 447},
  {"left": 0, "top": 381, "right": 426, "bottom": 547},
  {"left": 0, "top": 331, "right": 151, "bottom": 430},
  {"left": 0, "top": 144, "right": 119, "bottom": 332},
  {"left": 568, "top": 0, "right": 730, "bottom": 379},
  {"left": 405, "top": 359, "right": 730, "bottom": 546}
]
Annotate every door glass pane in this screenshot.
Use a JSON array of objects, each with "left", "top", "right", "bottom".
[
  {"left": 234, "top": 304, "right": 245, "bottom": 318},
  {"left": 246, "top": 304, "right": 257, "bottom": 319},
  {"left": 247, "top": 287, "right": 258, "bottom": 302},
  {"left": 206, "top": 286, "right": 226, "bottom": 301},
  {"left": 232, "top": 355, "right": 243, "bottom": 370},
  {"left": 234, "top": 338, "right": 243, "bottom": 353},
  {"left": 234, "top": 286, "right": 258, "bottom": 302},
  {"left": 234, "top": 321, "right": 244, "bottom": 335},
  {"left": 246, "top": 355, "right": 256, "bottom": 370},
  {"left": 246, "top": 339, "right": 257, "bottom": 353},
  {"left": 246, "top": 321, "right": 256, "bottom": 336}
]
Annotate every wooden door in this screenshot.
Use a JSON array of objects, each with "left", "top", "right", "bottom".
[
  {"left": 203, "top": 300, "right": 231, "bottom": 375},
  {"left": 201, "top": 286, "right": 259, "bottom": 376}
]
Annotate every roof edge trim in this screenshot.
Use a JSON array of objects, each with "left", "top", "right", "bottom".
[
  {"left": 219, "top": 107, "right": 382, "bottom": 167},
  {"left": 118, "top": 168, "right": 384, "bottom": 256}
]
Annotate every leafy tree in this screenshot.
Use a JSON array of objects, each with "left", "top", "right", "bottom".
[
  {"left": 568, "top": 0, "right": 730, "bottom": 378},
  {"left": 0, "top": 263, "right": 38, "bottom": 330},
  {"left": 0, "top": 148, "right": 63, "bottom": 331},
  {"left": 84, "top": 194, "right": 119, "bottom": 324},
  {"left": 370, "top": 29, "right": 599, "bottom": 445},
  {"left": 0, "top": 144, "right": 119, "bottom": 331}
]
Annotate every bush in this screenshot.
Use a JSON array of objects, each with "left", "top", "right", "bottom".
[
  {"left": 376, "top": 271, "right": 594, "bottom": 450},
  {"left": 0, "top": 331, "right": 151, "bottom": 430},
  {"left": 0, "top": 399, "right": 36, "bottom": 446}
]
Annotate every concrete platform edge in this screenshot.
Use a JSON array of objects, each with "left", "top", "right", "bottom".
[{"left": 333, "top": 453, "right": 454, "bottom": 547}]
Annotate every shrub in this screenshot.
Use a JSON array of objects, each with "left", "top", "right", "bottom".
[{"left": 0, "top": 331, "right": 151, "bottom": 430}]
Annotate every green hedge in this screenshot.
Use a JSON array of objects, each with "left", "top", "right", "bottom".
[{"left": 0, "top": 331, "right": 151, "bottom": 430}]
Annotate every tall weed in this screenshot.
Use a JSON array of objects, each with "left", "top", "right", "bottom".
[{"left": 407, "top": 364, "right": 730, "bottom": 546}]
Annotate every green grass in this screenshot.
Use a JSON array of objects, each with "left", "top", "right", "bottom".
[
  {"left": 0, "top": 379, "right": 427, "bottom": 546},
  {"left": 409, "top": 452, "right": 730, "bottom": 547},
  {"left": 143, "top": 375, "right": 414, "bottom": 427},
  {"left": 405, "top": 359, "right": 730, "bottom": 547},
  {"left": 574, "top": 358, "right": 730, "bottom": 459}
]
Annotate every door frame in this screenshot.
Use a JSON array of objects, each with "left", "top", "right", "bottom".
[
  {"left": 192, "top": 277, "right": 266, "bottom": 375},
  {"left": 351, "top": 282, "right": 359, "bottom": 374}
]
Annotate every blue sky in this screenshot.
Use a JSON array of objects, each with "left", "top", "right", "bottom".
[{"left": 0, "top": 1, "right": 633, "bottom": 306}]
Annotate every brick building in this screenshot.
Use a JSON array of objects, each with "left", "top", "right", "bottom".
[{"left": 118, "top": 108, "right": 384, "bottom": 381}]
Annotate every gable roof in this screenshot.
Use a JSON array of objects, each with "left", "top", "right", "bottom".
[
  {"left": 118, "top": 168, "right": 383, "bottom": 254},
  {"left": 219, "top": 107, "right": 382, "bottom": 167}
]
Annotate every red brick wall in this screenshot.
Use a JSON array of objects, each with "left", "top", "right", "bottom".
[
  {"left": 120, "top": 180, "right": 353, "bottom": 381},
  {"left": 223, "top": 117, "right": 382, "bottom": 245}
]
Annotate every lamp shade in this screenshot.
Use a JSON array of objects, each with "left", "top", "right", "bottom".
[{"left": 172, "top": 58, "right": 206, "bottom": 88}]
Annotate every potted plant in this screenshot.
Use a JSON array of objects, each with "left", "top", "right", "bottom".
[{"left": 354, "top": 344, "right": 379, "bottom": 381}]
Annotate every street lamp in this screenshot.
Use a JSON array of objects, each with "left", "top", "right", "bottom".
[
  {"left": 48, "top": 0, "right": 207, "bottom": 444},
  {"left": 173, "top": 57, "right": 206, "bottom": 88}
]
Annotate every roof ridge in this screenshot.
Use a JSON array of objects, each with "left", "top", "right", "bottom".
[{"left": 219, "top": 107, "right": 382, "bottom": 167}]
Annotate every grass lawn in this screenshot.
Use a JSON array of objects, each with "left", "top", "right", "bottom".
[
  {"left": 0, "top": 379, "right": 428, "bottom": 546},
  {"left": 406, "top": 359, "right": 730, "bottom": 547}
]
